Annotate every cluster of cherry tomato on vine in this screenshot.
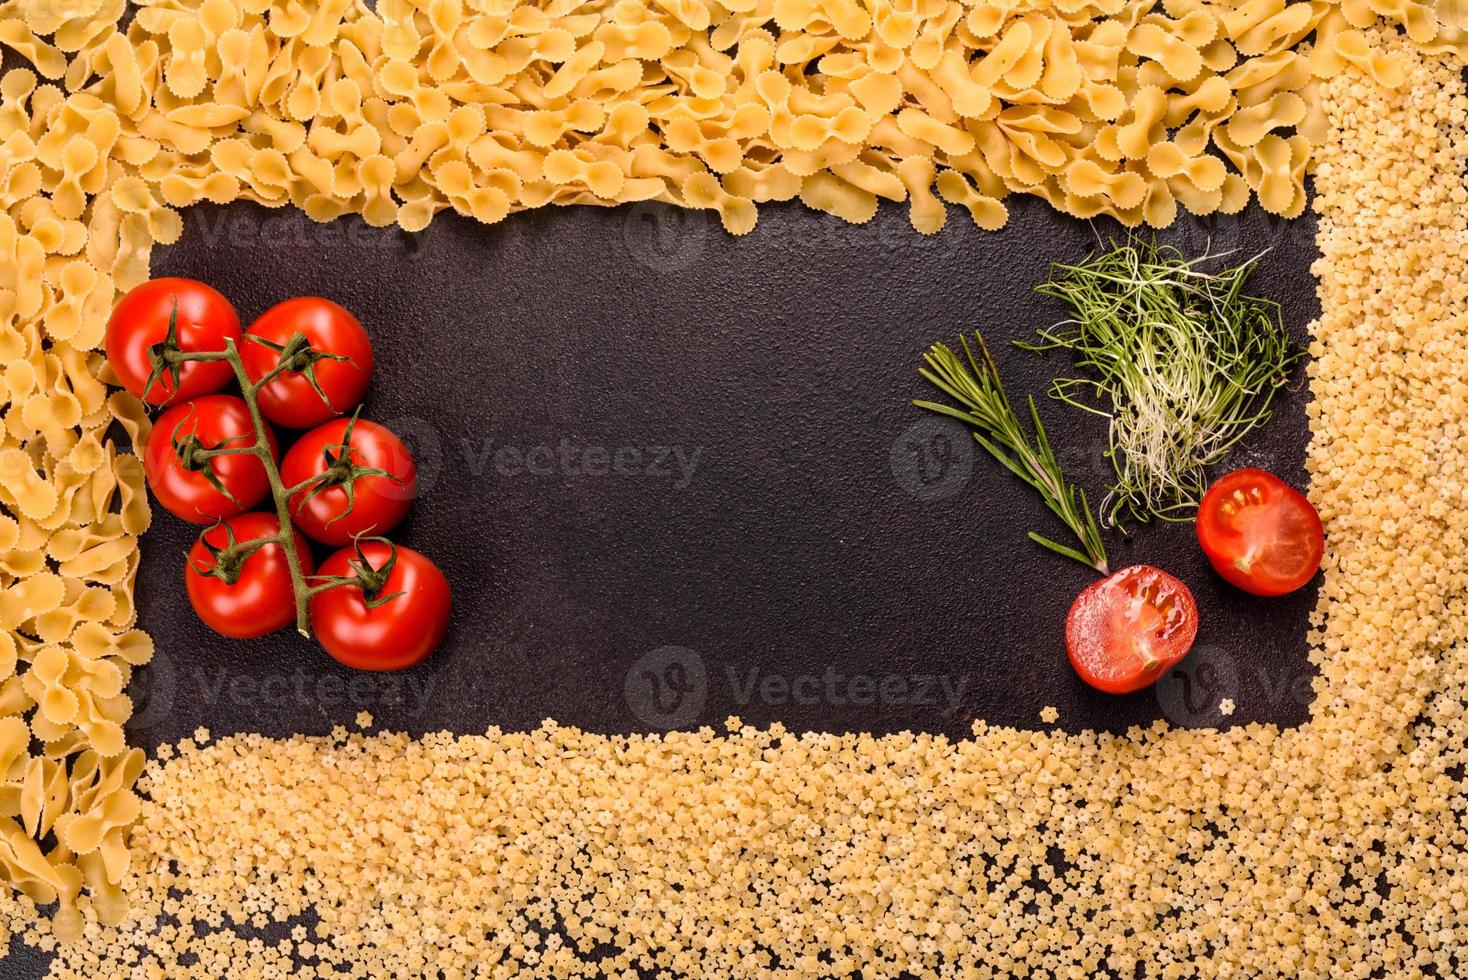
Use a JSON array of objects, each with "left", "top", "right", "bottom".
[
  {"left": 1065, "top": 468, "right": 1324, "bottom": 697},
  {"left": 105, "top": 277, "right": 451, "bottom": 672}
]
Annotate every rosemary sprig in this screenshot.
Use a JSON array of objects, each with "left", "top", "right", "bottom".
[
  {"left": 915, "top": 331, "right": 1109, "bottom": 575},
  {"left": 1023, "top": 238, "right": 1304, "bottom": 529}
]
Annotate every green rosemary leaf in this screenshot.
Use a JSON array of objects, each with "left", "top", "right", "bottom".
[{"left": 916, "top": 332, "right": 1109, "bottom": 575}]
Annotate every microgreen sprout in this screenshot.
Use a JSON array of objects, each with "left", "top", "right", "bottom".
[{"left": 1022, "top": 238, "right": 1304, "bottom": 529}]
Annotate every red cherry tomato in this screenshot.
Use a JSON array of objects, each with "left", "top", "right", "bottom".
[
  {"left": 241, "top": 297, "right": 375, "bottom": 429},
  {"left": 144, "top": 395, "right": 278, "bottom": 524},
  {"left": 105, "top": 278, "right": 241, "bottom": 405},
  {"left": 280, "top": 417, "right": 417, "bottom": 546},
  {"left": 310, "top": 541, "right": 451, "bottom": 671},
  {"left": 1196, "top": 468, "right": 1324, "bottom": 596},
  {"left": 186, "top": 512, "right": 315, "bottom": 639},
  {"left": 1066, "top": 564, "right": 1199, "bottom": 694}
]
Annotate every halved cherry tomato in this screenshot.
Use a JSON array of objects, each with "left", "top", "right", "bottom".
[
  {"left": 280, "top": 416, "right": 416, "bottom": 546},
  {"left": 144, "top": 395, "right": 279, "bottom": 524},
  {"left": 105, "top": 278, "right": 241, "bottom": 405},
  {"left": 1197, "top": 468, "right": 1324, "bottom": 596},
  {"left": 186, "top": 512, "right": 315, "bottom": 639},
  {"left": 241, "top": 297, "right": 375, "bottom": 429},
  {"left": 1066, "top": 564, "right": 1199, "bottom": 694},
  {"left": 310, "top": 541, "right": 451, "bottom": 671}
]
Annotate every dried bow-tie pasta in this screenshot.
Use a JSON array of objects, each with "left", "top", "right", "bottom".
[{"left": 0, "top": 0, "right": 1459, "bottom": 943}]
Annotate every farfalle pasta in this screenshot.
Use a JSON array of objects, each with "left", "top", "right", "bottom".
[{"left": 0, "top": 0, "right": 1461, "bottom": 938}]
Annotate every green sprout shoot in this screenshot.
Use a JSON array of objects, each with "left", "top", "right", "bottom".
[{"left": 1023, "top": 239, "right": 1304, "bottom": 529}]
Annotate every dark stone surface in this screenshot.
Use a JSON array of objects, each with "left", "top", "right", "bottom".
[{"left": 122, "top": 196, "right": 1322, "bottom": 747}]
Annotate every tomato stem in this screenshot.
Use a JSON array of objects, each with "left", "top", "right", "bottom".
[
  {"left": 192, "top": 530, "right": 281, "bottom": 585},
  {"left": 282, "top": 475, "right": 331, "bottom": 498},
  {"left": 245, "top": 340, "right": 311, "bottom": 392},
  {"left": 165, "top": 349, "right": 232, "bottom": 363},
  {"left": 301, "top": 580, "right": 346, "bottom": 599},
  {"left": 292, "top": 412, "right": 403, "bottom": 532},
  {"left": 301, "top": 538, "right": 405, "bottom": 604},
  {"left": 175, "top": 337, "right": 319, "bottom": 636},
  {"left": 164, "top": 330, "right": 368, "bottom": 635},
  {"left": 189, "top": 445, "right": 261, "bottom": 460}
]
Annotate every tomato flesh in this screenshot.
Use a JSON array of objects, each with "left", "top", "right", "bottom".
[
  {"left": 145, "top": 395, "right": 278, "bottom": 524},
  {"left": 242, "top": 297, "right": 375, "bottom": 429},
  {"left": 1196, "top": 468, "right": 1324, "bottom": 596},
  {"left": 105, "top": 278, "right": 241, "bottom": 405},
  {"left": 1066, "top": 564, "right": 1199, "bottom": 694},
  {"left": 186, "top": 512, "right": 314, "bottom": 639},
  {"left": 310, "top": 542, "right": 451, "bottom": 671}
]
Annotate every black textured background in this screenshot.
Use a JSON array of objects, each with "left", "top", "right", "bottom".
[{"left": 118, "top": 196, "right": 1323, "bottom": 747}]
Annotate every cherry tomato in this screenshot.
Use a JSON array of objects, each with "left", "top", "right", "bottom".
[
  {"left": 280, "top": 417, "right": 417, "bottom": 546},
  {"left": 186, "top": 512, "right": 315, "bottom": 639},
  {"left": 144, "top": 395, "right": 279, "bottom": 524},
  {"left": 241, "top": 297, "right": 375, "bottom": 429},
  {"left": 1196, "top": 468, "right": 1324, "bottom": 596},
  {"left": 105, "top": 278, "right": 241, "bottom": 405},
  {"left": 310, "top": 541, "right": 451, "bottom": 671},
  {"left": 1066, "top": 564, "right": 1199, "bottom": 695}
]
